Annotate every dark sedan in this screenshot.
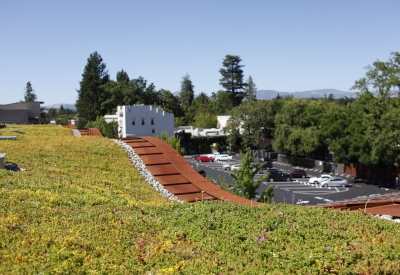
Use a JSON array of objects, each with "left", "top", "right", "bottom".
[{"left": 289, "top": 169, "right": 307, "bottom": 178}]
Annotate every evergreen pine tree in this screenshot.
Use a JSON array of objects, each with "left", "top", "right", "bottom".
[
  {"left": 179, "top": 74, "right": 194, "bottom": 108},
  {"left": 76, "top": 52, "right": 110, "bottom": 127},
  {"left": 24, "top": 81, "right": 37, "bottom": 102},
  {"left": 245, "top": 76, "right": 257, "bottom": 102},
  {"left": 219, "top": 55, "right": 247, "bottom": 109}
]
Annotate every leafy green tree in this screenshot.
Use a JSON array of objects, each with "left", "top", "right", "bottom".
[
  {"left": 174, "top": 117, "right": 186, "bottom": 127},
  {"left": 273, "top": 98, "right": 327, "bottom": 158},
  {"left": 179, "top": 74, "right": 194, "bottom": 108},
  {"left": 193, "top": 112, "right": 217, "bottom": 128},
  {"left": 336, "top": 52, "right": 400, "bottom": 167},
  {"left": 258, "top": 185, "right": 275, "bottom": 203},
  {"left": 40, "top": 111, "right": 50, "bottom": 124},
  {"left": 158, "top": 89, "right": 182, "bottom": 116},
  {"left": 230, "top": 151, "right": 269, "bottom": 199},
  {"left": 76, "top": 52, "right": 110, "bottom": 127},
  {"left": 116, "top": 69, "right": 130, "bottom": 83},
  {"left": 225, "top": 100, "right": 276, "bottom": 151},
  {"left": 195, "top": 92, "right": 210, "bottom": 105},
  {"left": 101, "top": 69, "right": 132, "bottom": 114},
  {"left": 58, "top": 105, "right": 65, "bottom": 115},
  {"left": 244, "top": 76, "right": 257, "bottom": 102},
  {"left": 56, "top": 114, "right": 69, "bottom": 125},
  {"left": 225, "top": 114, "right": 242, "bottom": 153},
  {"left": 352, "top": 51, "right": 400, "bottom": 100},
  {"left": 184, "top": 92, "right": 212, "bottom": 126},
  {"left": 212, "top": 175, "right": 243, "bottom": 197},
  {"left": 23, "top": 81, "right": 37, "bottom": 102},
  {"left": 141, "top": 82, "right": 160, "bottom": 106},
  {"left": 156, "top": 132, "right": 184, "bottom": 155},
  {"left": 370, "top": 98, "right": 400, "bottom": 169},
  {"left": 86, "top": 116, "right": 118, "bottom": 138},
  {"left": 48, "top": 108, "right": 57, "bottom": 119},
  {"left": 211, "top": 90, "right": 232, "bottom": 115},
  {"left": 219, "top": 55, "right": 247, "bottom": 109}
]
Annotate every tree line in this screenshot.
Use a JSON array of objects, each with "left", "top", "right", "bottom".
[
  {"left": 75, "top": 51, "right": 400, "bottom": 169},
  {"left": 75, "top": 52, "right": 255, "bottom": 128}
]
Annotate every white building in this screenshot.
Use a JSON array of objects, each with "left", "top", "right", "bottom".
[
  {"left": 174, "top": 116, "right": 231, "bottom": 137},
  {"left": 110, "top": 105, "right": 174, "bottom": 138},
  {"left": 216, "top": 115, "right": 231, "bottom": 130}
]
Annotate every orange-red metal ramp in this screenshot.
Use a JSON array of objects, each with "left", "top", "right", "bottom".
[{"left": 119, "top": 136, "right": 260, "bottom": 205}]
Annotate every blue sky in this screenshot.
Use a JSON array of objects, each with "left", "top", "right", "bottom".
[{"left": 1, "top": 0, "right": 399, "bottom": 106}]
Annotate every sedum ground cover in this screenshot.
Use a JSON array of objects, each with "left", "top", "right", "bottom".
[{"left": 0, "top": 125, "right": 399, "bottom": 274}]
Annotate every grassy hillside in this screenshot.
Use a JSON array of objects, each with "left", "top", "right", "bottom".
[{"left": 0, "top": 125, "right": 399, "bottom": 274}]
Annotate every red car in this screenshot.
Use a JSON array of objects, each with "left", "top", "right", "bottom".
[
  {"left": 289, "top": 169, "right": 307, "bottom": 178},
  {"left": 196, "top": 156, "right": 214, "bottom": 162}
]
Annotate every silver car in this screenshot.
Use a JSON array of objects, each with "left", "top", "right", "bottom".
[
  {"left": 227, "top": 164, "right": 241, "bottom": 171},
  {"left": 308, "top": 174, "right": 334, "bottom": 184},
  {"left": 215, "top": 154, "right": 233, "bottom": 161},
  {"left": 320, "top": 178, "right": 349, "bottom": 187}
]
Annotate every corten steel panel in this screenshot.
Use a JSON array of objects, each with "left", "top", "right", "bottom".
[
  {"left": 62, "top": 124, "right": 76, "bottom": 129},
  {"left": 147, "top": 164, "right": 180, "bottom": 176},
  {"left": 134, "top": 147, "right": 162, "bottom": 155},
  {"left": 128, "top": 142, "right": 154, "bottom": 148},
  {"left": 176, "top": 171, "right": 209, "bottom": 182},
  {"left": 163, "top": 152, "right": 187, "bottom": 162},
  {"left": 317, "top": 199, "right": 400, "bottom": 218},
  {"left": 141, "top": 137, "right": 167, "bottom": 146},
  {"left": 117, "top": 136, "right": 262, "bottom": 205},
  {"left": 140, "top": 155, "right": 170, "bottom": 165},
  {"left": 123, "top": 139, "right": 147, "bottom": 143},
  {"left": 365, "top": 205, "right": 400, "bottom": 218},
  {"left": 155, "top": 175, "right": 191, "bottom": 185},
  {"left": 176, "top": 193, "right": 218, "bottom": 202},
  {"left": 164, "top": 184, "right": 202, "bottom": 195},
  {"left": 206, "top": 190, "right": 262, "bottom": 205},
  {"left": 88, "top": 128, "right": 103, "bottom": 136},
  {"left": 194, "top": 180, "right": 224, "bottom": 191},
  {"left": 345, "top": 201, "right": 400, "bottom": 210},
  {"left": 169, "top": 162, "right": 196, "bottom": 173},
  {"left": 152, "top": 147, "right": 179, "bottom": 155}
]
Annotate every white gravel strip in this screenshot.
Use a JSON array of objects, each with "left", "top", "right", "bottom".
[
  {"left": 72, "top": 129, "right": 81, "bottom": 137},
  {"left": 113, "top": 139, "right": 183, "bottom": 203}
]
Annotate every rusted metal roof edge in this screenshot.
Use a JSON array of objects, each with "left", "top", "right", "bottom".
[{"left": 122, "top": 136, "right": 262, "bottom": 205}]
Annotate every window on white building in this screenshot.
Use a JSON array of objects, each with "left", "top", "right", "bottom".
[
  {"left": 142, "top": 118, "right": 145, "bottom": 125},
  {"left": 151, "top": 118, "right": 154, "bottom": 125},
  {"left": 152, "top": 129, "right": 155, "bottom": 134},
  {"left": 132, "top": 119, "right": 135, "bottom": 125}
]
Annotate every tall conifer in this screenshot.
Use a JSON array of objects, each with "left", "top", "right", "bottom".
[{"left": 76, "top": 52, "right": 109, "bottom": 127}]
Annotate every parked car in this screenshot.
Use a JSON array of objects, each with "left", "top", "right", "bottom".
[
  {"left": 197, "top": 169, "right": 206, "bottom": 177},
  {"left": 226, "top": 164, "right": 241, "bottom": 171},
  {"left": 320, "top": 178, "right": 349, "bottom": 187},
  {"left": 308, "top": 174, "right": 334, "bottom": 184},
  {"left": 266, "top": 170, "right": 291, "bottom": 182},
  {"left": 223, "top": 163, "right": 233, "bottom": 170},
  {"left": 259, "top": 157, "right": 272, "bottom": 162},
  {"left": 214, "top": 154, "right": 233, "bottom": 161},
  {"left": 207, "top": 152, "right": 221, "bottom": 158},
  {"left": 196, "top": 156, "right": 214, "bottom": 162},
  {"left": 192, "top": 154, "right": 200, "bottom": 160},
  {"left": 289, "top": 169, "right": 307, "bottom": 178},
  {"left": 258, "top": 157, "right": 273, "bottom": 169}
]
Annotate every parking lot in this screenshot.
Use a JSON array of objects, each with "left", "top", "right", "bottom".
[{"left": 186, "top": 156, "right": 398, "bottom": 205}]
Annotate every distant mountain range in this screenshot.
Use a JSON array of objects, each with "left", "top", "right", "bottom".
[
  {"left": 256, "top": 89, "right": 356, "bottom": 100},
  {"left": 41, "top": 89, "right": 356, "bottom": 111},
  {"left": 42, "top": 103, "right": 76, "bottom": 111}
]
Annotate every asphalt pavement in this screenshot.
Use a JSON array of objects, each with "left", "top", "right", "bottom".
[{"left": 185, "top": 155, "right": 399, "bottom": 206}]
